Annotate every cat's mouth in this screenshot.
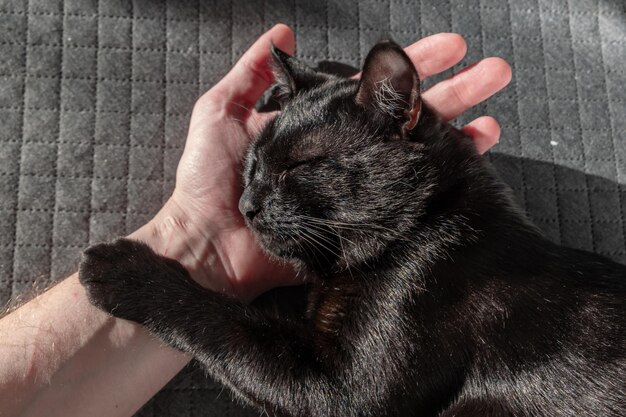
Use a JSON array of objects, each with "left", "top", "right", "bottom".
[
  {"left": 250, "top": 221, "right": 342, "bottom": 267},
  {"left": 251, "top": 228, "right": 306, "bottom": 260}
]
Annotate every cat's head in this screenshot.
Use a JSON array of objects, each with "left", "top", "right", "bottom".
[{"left": 240, "top": 40, "right": 464, "bottom": 275}]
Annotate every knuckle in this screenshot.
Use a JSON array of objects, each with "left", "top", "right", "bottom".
[{"left": 451, "top": 77, "right": 472, "bottom": 109}]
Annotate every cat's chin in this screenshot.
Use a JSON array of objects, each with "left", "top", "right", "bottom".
[
  {"left": 253, "top": 230, "right": 301, "bottom": 258},
  {"left": 252, "top": 230, "right": 321, "bottom": 266}
]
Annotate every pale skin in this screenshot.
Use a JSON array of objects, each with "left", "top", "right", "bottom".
[{"left": 0, "top": 25, "right": 512, "bottom": 417}]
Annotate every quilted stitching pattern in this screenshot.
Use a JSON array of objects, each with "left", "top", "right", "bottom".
[{"left": 0, "top": 0, "right": 624, "bottom": 415}]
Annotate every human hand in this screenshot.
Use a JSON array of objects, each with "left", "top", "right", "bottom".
[{"left": 132, "top": 24, "right": 512, "bottom": 301}]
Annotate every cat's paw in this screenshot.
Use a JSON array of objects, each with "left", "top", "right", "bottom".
[{"left": 79, "top": 238, "right": 162, "bottom": 323}]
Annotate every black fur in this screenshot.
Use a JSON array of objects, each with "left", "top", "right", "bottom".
[{"left": 80, "top": 40, "right": 625, "bottom": 417}]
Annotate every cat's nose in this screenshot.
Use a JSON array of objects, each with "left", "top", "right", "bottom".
[{"left": 238, "top": 191, "right": 262, "bottom": 221}]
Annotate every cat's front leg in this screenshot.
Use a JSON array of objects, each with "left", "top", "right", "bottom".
[
  {"left": 79, "top": 239, "right": 355, "bottom": 417},
  {"left": 79, "top": 238, "right": 202, "bottom": 325}
]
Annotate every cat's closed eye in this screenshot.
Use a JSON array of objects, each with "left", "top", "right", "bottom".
[
  {"left": 277, "top": 161, "right": 307, "bottom": 185},
  {"left": 277, "top": 159, "right": 320, "bottom": 185},
  {"left": 286, "top": 160, "right": 312, "bottom": 171},
  {"left": 286, "top": 156, "right": 326, "bottom": 171}
]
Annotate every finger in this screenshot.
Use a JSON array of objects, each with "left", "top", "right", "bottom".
[
  {"left": 461, "top": 116, "right": 501, "bottom": 154},
  {"left": 210, "top": 24, "right": 295, "bottom": 117},
  {"left": 423, "top": 57, "right": 512, "bottom": 121},
  {"left": 404, "top": 33, "right": 467, "bottom": 79}
]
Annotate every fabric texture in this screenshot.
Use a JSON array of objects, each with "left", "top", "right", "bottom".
[{"left": 0, "top": 0, "right": 624, "bottom": 415}]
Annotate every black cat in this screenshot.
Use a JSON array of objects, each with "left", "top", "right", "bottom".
[{"left": 79, "top": 41, "right": 625, "bottom": 417}]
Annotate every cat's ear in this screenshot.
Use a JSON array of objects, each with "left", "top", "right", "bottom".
[
  {"left": 270, "top": 45, "right": 328, "bottom": 103},
  {"left": 356, "top": 40, "right": 421, "bottom": 133}
]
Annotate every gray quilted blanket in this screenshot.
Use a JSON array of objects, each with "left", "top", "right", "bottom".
[{"left": 0, "top": 0, "right": 624, "bottom": 415}]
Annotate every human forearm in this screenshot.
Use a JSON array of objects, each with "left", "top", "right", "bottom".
[{"left": 0, "top": 205, "right": 195, "bottom": 417}]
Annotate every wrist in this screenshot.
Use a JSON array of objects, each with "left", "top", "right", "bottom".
[{"left": 129, "top": 196, "right": 235, "bottom": 295}]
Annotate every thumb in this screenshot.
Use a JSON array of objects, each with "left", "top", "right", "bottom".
[{"left": 212, "top": 24, "right": 295, "bottom": 119}]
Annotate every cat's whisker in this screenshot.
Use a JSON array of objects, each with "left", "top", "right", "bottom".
[
  {"left": 295, "top": 230, "right": 333, "bottom": 271},
  {"left": 301, "top": 231, "right": 341, "bottom": 260},
  {"left": 336, "top": 231, "right": 355, "bottom": 279},
  {"left": 225, "top": 100, "right": 268, "bottom": 135},
  {"left": 308, "top": 217, "right": 416, "bottom": 247},
  {"left": 229, "top": 116, "right": 264, "bottom": 138},
  {"left": 299, "top": 214, "right": 383, "bottom": 230},
  {"left": 299, "top": 215, "right": 400, "bottom": 238},
  {"left": 310, "top": 222, "right": 358, "bottom": 247},
  {"left": 300, "top": 220, "right": 334, "bottom": 240},
  {"left": 297, "top": 227, "right": 342, "bottom": 260},
  {"left": 287, "top": 234, "right": 306, "bottom": 259},
  {"left": 308, "top": 229, "right": 340, "bottom": 254},
  {"left": 303, "top": 223, "right": 364, "bottom": 260},
  {"left": 302, "top": 222, "right": 378, "bottom": 245},
  {"left": 300, "top": 218, "right": 367, "bottom": 233},
  {"left": 299, "top": 220, "right": 362, "bottom": 255},
  {"left": 228, "top": 100, "right": 254, "bottom": 114},
  {"left": 247, "top": 114, "right": 266, "bottom": 135},
  {"left": 297, "top": 219, "right": 367, "bottom": 275}
]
